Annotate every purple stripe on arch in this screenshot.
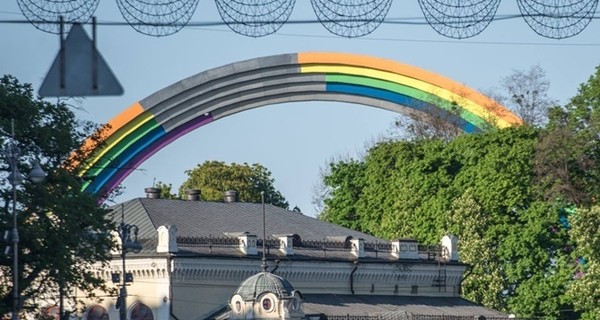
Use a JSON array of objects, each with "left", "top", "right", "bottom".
[{"left": 99, "top": 114, "right": 215, "bottom": 197}]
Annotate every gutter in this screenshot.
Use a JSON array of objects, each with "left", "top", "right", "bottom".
[
  {"left": 350, "top": 261, "right": 359, "bottom": 295},
  {"left": 167, "top": 255, "right": 181, "bottom": 320},
  {"left": 270, "top": 259, "right": 281, "bottom": 274}
]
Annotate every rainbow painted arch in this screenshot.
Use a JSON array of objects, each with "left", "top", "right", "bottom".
[{"left": 79, "top": 52, "right": 522, "bottom": 197}]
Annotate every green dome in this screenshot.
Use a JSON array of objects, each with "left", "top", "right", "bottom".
[{"left": 235, "top": 272, "right": 295, "bottom": 300}]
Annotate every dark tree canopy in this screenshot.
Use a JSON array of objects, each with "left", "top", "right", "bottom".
[{"left": 0, "top": 75, "right": 115, "bottom": 317}]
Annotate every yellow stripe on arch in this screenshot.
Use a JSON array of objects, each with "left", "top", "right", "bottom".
[
  {"left": 301, "top": 64, "right": 513, "bottom": 128},
  {"left": 78, "top": 102, "right": 153, "bottom": 176},
  {"left": 298, "top": 52, "right": 522, "bottom": 127}
]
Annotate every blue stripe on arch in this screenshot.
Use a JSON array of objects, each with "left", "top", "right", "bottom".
[
  {"left": 326, "top": 83, "right": 479, "bottom": 133},
  {"left": 85, "top": 126, "right": 167, "bottom": 194}
]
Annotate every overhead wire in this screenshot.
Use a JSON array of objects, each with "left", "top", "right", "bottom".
[{"left": 0, "top": 12, "right": 599, "bottom": 47}]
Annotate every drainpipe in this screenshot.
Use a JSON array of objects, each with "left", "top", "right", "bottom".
[
  {"left": 271, "top": 259, "right": 281, "bottom": 274},
  {"left": 167, "top": 255, "right": 181, "bottom": 320},
  {"left": 350, "top": 261, "right": 359, "bottom": 295}
]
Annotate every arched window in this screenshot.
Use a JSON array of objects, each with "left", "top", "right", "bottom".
[
  {"left": 86, "top": 305, "right": 109, "bottom": 320},
  {"left": 130, "top": 303, "right": 154, "bottom": 320}
]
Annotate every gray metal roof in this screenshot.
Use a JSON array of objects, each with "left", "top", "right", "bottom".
[
  {"left": 109, "top": 197, "right": 463, "bottom": 263},
  {"left": 302, "top": 295, "right": 507, "bottom": 318},
  {"left": 112, "top": 197, "right": 385, "bottom": 243},
  {"left": 210, "top": 295, "right": 507, "bottom": 319}
]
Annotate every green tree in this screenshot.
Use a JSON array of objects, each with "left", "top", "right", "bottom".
[
  {"left": 318, "top": 159, "right": 366, "bottom": 231},
  {"left": 541, "top": 65, "right": 600, "bottom": 205},
  {"left": 446, "top": 191, "right": 505, "bottom": 310},
  {"left": 154, "top": 181, "right": 177, "bottom": 199},
  {"left": 318, "top": 64, "right": 600, "bottom": 318},
  {"left": 553, "top": 66, "right": 600, "bottom": 318},
  {"left": 568, "top": 206, "right": 600, "bottom": 319},
  {"left": 319, "top": 125, "right": 578, "bottom": 317},
  {"left": 0, "top": 75, "right": 114, "bottom": 317},
  {"left": 177, "top": 160, "right": 289, "bottom": 208}
]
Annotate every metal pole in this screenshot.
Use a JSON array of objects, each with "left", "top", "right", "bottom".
[
  {"left": 119, "top": 204, "right": 127, "bottom": 320},
  {"left": 10, "top": 120, "right": 19, "bottom": 320},
  {"left": 120, "top": 247, "right": 127, "bottom": 320},
  {"left": 11, "top": 163, "right": 19, "bottom": 320}
]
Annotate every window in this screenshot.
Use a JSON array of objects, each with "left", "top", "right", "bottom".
[
  {"left": 292, "top": 234, "right": 302, "bottom": 247},
  {"left": 130, "top": 303, "right": 154, "bottom": 320},
  {"left": 261, "top": 298, "right": 273, "bottom": 312},
  {"left": 86, "top": 305, "right": 109, "bottom": 320},
  {"left": 230, "top": 295, "right": 245, "bottom": 315}
]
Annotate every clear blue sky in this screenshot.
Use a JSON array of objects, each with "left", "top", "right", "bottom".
[{"left": 1, "top": 1, "right": 599, "bottom": 216}]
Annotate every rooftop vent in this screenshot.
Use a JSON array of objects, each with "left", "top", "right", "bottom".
[
  {"left": 185, "top": 189, "right": 201, "bottom": 201},
  {"left": 145, "top": 187, "right": 161, "bottom": 199},
  {"left": 224, "top": 190, "right": 238, "bottom": 203}
]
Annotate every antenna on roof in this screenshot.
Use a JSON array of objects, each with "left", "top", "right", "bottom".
[{"left": 261, "top": 191, "right": 268, "bottom": 272}]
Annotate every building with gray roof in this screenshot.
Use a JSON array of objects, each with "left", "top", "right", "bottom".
[{"left": 72, "top": 188, "right": 507, "bottom": 320}]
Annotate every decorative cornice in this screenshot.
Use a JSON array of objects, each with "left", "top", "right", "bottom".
[{"left": 94, "top": 259, "right": 170, "bottom": 281}]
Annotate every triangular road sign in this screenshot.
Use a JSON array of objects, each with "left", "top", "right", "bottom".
[{"left": 39, "top": 23, "right": 123, "bottom": 97}]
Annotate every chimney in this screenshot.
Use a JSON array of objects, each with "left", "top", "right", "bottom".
[
  {"left": 185, "top": 189, "right": 201, "bottom": 201},
  {"left": 145, "top": 187, "right": 161, "bottom": 199},
  {"left": 224, "top": 190, "right": 238, "bottom": 203}
]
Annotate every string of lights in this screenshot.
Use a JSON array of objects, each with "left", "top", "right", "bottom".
[{"left": 5, "top": 0, "right": 600, "bottom": 39}]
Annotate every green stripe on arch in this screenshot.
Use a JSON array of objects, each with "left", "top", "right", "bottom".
[
  {"left": 326, "top": 74, "right": 488, "bottom": 129},
  {"left": 81, "top": 118, "right": 162, "bottom": 190}
]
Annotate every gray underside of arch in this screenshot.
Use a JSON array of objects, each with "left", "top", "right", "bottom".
[{"left": 135, "top": 53, "right": 456, "bottom": 133}]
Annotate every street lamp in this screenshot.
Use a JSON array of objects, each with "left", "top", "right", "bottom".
[
  {"left": 2, "top": 119, "right": 46, "bottom": 320},
  {"left": 116, "top": 204, "right": 142, "bottom": 320}
]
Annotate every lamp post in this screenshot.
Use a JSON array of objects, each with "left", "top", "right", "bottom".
[
  {"left": 2, "top": 119, "right": 46, "bottom": 320},
  {"left": 117, "top": 204, "right": 142, "bottom": 320}
]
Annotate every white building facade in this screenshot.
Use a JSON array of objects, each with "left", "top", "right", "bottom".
[{"left": 62, "top": 189, "right": 505, "bottom": 320}]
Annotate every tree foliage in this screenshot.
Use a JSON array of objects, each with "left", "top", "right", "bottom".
[
  {"left": 446, "top": 192, "right": 505, "bottom": 310},
  {"left": 568, "top": 206, "right": 600, "bottom": 319},
  {"left": 176, "top": 160, "right": 289, "bottom": 209},
  {"left": 317, "top": 64, "right": 600, "bottom": 318},
  {"left": 320, "top": 124, "right": 580, "bottom": 317},
  {"left": 153, "top": 181, "right": 177, "bottom": 199},
  {"left": 0, "top": 75, "right": 115, "bottom": 316}
]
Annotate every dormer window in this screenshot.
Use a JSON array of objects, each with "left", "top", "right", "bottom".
[
  {"left": 292, "top": 234, "right": 302, "bottom": 247},
  {"left": 229, "top": 295, "right": 245, "bottom": 315},
  {"left": 261, "top": 297, "right": 273, "bottom": 312}
]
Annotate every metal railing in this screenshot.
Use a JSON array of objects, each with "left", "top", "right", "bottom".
[{"left": 175, "top": 236, "right": 447, "bottom": 260}]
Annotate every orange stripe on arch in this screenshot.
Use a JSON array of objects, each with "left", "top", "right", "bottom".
[
  {"left": 70, "top": 102, "right": 145, "bottom": 171},
  {"left": 297, "top": 52, "right": 522, "bottom": 126}
]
